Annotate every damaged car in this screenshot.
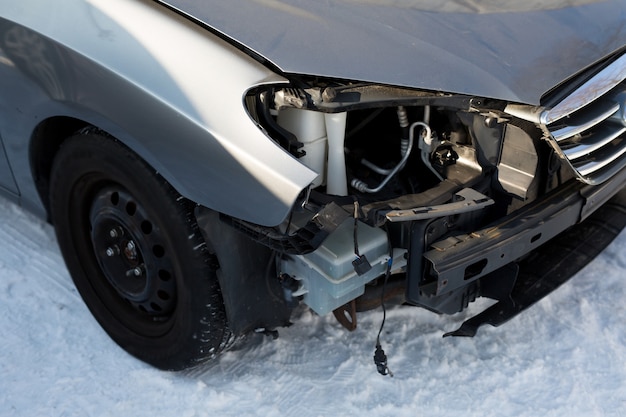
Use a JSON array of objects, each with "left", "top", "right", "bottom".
[{"left": 0, "top": 0, "right": 625, "bottom": 371}]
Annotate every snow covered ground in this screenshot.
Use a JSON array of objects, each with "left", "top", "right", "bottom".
[{"left": 1, "top": 196, "right": 626, "bottom": 417}]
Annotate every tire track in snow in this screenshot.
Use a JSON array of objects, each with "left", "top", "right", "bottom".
[{"left": 0, "top": 199, "right": 78, "bottom": 304}]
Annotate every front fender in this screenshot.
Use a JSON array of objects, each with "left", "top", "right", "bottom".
[{"left": 0, "top": 0, "right": 317, "bottom": 226}]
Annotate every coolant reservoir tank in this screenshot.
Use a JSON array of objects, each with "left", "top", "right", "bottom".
[{"left": 277, "top": 108, "right": 327, "bottom": 188}]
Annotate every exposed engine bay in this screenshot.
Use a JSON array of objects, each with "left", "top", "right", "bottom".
[{"left": 232, "top": 79, "right": 587, "bottom": 327}]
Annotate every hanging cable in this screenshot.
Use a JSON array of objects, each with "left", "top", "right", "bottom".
[
  {"left": 373, "top": 239, "right": 394, "bottom": 377},
  {"left": 352, "top": 200, "right": 372, "bottom": 276}
]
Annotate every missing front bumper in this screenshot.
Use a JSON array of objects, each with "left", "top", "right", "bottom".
[{"left": 407, "top": 165, "right": 626, "bottom": 314}]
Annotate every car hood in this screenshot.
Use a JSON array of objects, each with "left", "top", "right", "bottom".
[{"left": 158, "top": 0, "right": 626, "bottom": 105}]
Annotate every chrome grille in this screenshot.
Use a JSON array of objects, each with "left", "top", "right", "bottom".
[{"left": 541, "top": 54, "right": 626, "bottom": 185}]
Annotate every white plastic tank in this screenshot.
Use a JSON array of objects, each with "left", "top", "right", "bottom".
[
  {"left": 324, "top": 112, "right": 348, "bottom": 196},
  {"left": 277, "top": 108, "right": 328, "bottom": 188}
]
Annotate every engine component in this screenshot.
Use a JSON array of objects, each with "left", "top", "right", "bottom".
[
  {"left": 277, "top": 108, "right": 328, "bottom": 188},
  {"left": 351, "top": 121, "right": 416, "bottom": 193},
  {"left": 280, "top": 218, "right": 405, "bottom": 315},
  {"left": 222, "top": 201, "right": 352, "bottom": 255},
  {"left": 325, "top": 112, "right": 348, "bottom": 195},
  {"left": 385, "top": 188, "right": 494, "bottom": 222},
  {"left": 496, "top": 124, "right": 538, "bottom": 199},
  {"left": 276, "top": 107, "right": 348, "bottom": 194}
]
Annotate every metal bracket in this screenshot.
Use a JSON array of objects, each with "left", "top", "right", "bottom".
[
  {"left": 333, "top": 300, "right": 357, "bottom": 331},
  {"left": 385, "top": 188, "right": 494, "bottom": 222}
]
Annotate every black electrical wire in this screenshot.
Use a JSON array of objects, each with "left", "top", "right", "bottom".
[
  {"left": 352, "top": 200, "right": 372, "bottom": 276},
  {"left": 373, "top": 236, "right": 394, "bottom": 377},
  {"left": 351, "top": 199, "right": 392, "bottom": 375},
  {"left": 353, "top": 201, "right": 360, "bottom": 257}
]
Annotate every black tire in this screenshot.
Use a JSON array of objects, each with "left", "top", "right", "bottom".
[{"left": 50, "top": 131, "right": 231, "bottom": 370}]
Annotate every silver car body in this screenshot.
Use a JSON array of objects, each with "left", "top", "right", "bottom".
[
  {"left": 0, "top": 0, "right": 317, "bottom": 226},
  {"left": 160, "top": 0, "right": 626, "bottom": 105},
  {"left": 1, "top": 0, "right": 625, "bottom": 226},
  {"left": 1, "top": 0, "right": 626, "bottom": 368}
]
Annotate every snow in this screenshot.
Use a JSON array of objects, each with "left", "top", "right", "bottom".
[{"left": 1, "top": 196, "right": 626, "bottom": 417}]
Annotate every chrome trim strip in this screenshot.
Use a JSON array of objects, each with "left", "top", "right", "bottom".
[
  {"left": 576, "top": 140, "right": 626, "bottom": 177},
  {"left": 551, "top": 102, "right": 620, "bottom": 141},
  {"left": 541, "top": 53, "right": 626, "bottom": 125},
  {"left": 563, "top": 126, "right": 626, "bottom": 160},
  {"left": 580, "top": 161, "right": 626, "bottom": 220}
]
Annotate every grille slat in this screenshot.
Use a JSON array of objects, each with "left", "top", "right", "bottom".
[
  {"left": 551, "top": 101, "right": 620, "bottom": 142},
  {"left": 544, "top": 87, "right": 626, "bottom": 184},
  {"left": 561, "top": 124, "right": 626, "bottom": 160},
  {"left": 573, "top": 136, "right": 626, "bottom": 180},
  {"left": 538, "top": 53, "right": 626, "bottom": 184}
]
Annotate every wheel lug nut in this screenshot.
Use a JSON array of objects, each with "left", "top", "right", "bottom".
[
  {"left": 126, "top": 266, "right": 144, "bottom": 277},
  {"left": 105, "top": 245, "right": 120, "bottom": 257},
  {"left": 123, "top": 240, "right": 138, "bottom": 260},
  {"left": 109, "top": 227, "right": 124, "bottom": 239}
]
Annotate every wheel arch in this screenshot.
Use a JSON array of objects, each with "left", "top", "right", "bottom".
[{"left": 29, "top": 116, "right": 90, "bottom": 220}]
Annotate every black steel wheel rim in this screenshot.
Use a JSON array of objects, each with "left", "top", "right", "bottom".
[{"left": 89, "top": 186, "right": 177, "bottom": 319}]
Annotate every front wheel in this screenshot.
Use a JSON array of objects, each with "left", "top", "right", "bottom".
[{"left": 50, "top": 131, "right": 231, "bottom": 370}]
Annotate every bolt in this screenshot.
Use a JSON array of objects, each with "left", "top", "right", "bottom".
[
  {"left": 322, "top": 87, "right": 337, "bottom": 102},
  {"left": 105, "top": 245, "right": 120, "bottom": 257},
  {"left": 109, "top": 227, "right": 123, "bottom": 239},
  {"left": 125, "top": 266, "right": 143, "bottom": 277},
  {"left": 123, "top": 240, "right": 138, "bottom": 261},
  {"left": 484, "top": 117, "right": 497, "bottom": 128}
]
